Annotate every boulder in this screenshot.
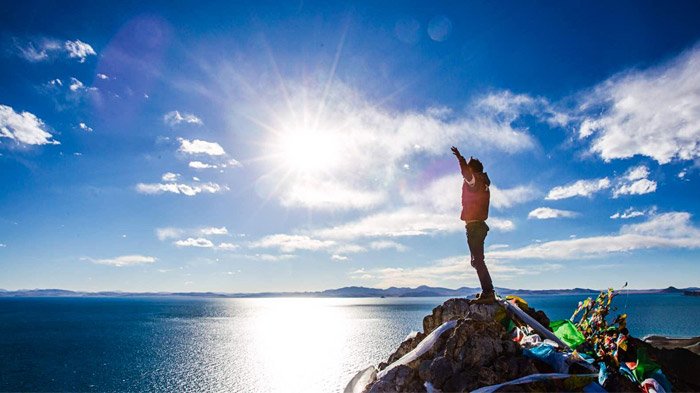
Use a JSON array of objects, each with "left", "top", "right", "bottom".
[{"left": 356, "top": 296, "right": 700, "bottom": 393}]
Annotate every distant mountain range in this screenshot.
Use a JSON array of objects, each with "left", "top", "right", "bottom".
[{"left": 1, "top": 285, "right": 698, "bottom": 298}]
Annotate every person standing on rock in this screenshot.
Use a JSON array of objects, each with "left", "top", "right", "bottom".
[{"left": 451, "top": 146, "right": 495, "bottom": 304}]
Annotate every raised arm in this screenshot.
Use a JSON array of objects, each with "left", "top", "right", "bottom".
[{"left": 451, "top": 146, "right": 474, "bottom": 182}]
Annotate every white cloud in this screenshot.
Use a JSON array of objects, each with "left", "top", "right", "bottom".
[
  {"left": 400, "top": 174, "right": 461, "bottom": 213},
  {"left": 85, "top": 254, "right": 156, "bottom": 267},
  {"left": 610, "top": 207, "right": 649, "bottom": 220},
  {"left": 624, "top": 165, "right": 650, "bottom": 181},
  {"left": 189, "top": 161, "right": 215, "bottom": 169},
  {"left": 96, "top": 73, "right": 109, "bottom": 80},
  {"left": 369, "top": 240, "right": 408, "bottom": 252},
  {"left": 164, "top": 111, "right": 203, "bottom": 127},
  {"left": 612, "top": 178, "right": 657, "bottom": 197},
  {"left": 577, "top": 45, "right": 700, "bottom": 164},
  {"left": 333, "top": 243, "right": 367, "bottom": 254},
  {"left": 612, "top": 165, "right": 657, "bottom": 198},
  {"left": 545, "top": 178, "right": 611, "bottom": 200},
  {"left": 331, "top": 254, "right": 348, "bottom": 261},
  {"left": 16, "top": 38, "right": 95, "bottom": 63},
  {"left": 311, "top": 206, "right": 513, "bottom": 241},
  {"left": 201, "top": 226, "right": 228, "bottom": 236},
  {"left": 488, "top": 217, "right": 516, "bottom": 231},
  {"left": 78, "top": 122, "right": 93, "bottom": 132},
  {"left": 135, "top": 181, "right": 228, "bottom": 196},
  {"left": 174, "top": 237, "right": 214, "bottom": 248},
  {"left": 157, "top": 226, "right": 230, "bottom": 242},
  {"left": 161, "top": 172, "right": 180, "bottom": 182},
  {"left": 546, "top": 165, "right": 656, "bottom": 200},
  {"left": 188, "top": 159, "right": 241, "bottom": 170},
  {"left": 245, "top": 253, "right": 296, "bottom": 262},
  {"left": 490, "top": 184, "right": 540, "bottom": 209},
  {"left": 255, "top": 83, "right": 538, "bottom": 211},
  {"left": 280, "top": 178, "right": 387, "bottom": 210},
  {"left": 63, "top": 40, "right": 96, "bottom": 63},
  {"left": 487, "top": 244, "right": 510, "bottom": 251},
  {"left": 312, "top": 208, "right": 460, "bottom": 240},
  {"left": 69, "top": 77, "right": 86, "bottom": 92},
  {"left": 249, "top": 234, "right": 336, "bottom": 253},
  {"left": 489, "top": 212, "right": 700, "bottom": 260},
  {"left": 0, "top": 104, "right": 59, "bottom": 146},
  {"left": 17, "top": 39, "right": 59, "bottom": 61},
  {"left": 218, "top": 242, "right": 239, "bottom": 250},
  {"left": 156, "top": 227, "right": 183, "bottom": 241},
  {"left": 350, "top": 255, "right": 560, "bottom": 287},
  {"left": 177, "top": 138, "right": 226, "bottom": 156},
  {"left": 528, "top": 207, "right": 579, "bottom": 220}
]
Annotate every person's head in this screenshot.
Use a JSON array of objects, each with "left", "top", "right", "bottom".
[{"left": 468, "top": 157, "right": 484, "bottom": 173}]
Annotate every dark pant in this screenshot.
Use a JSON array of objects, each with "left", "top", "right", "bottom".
[{"left": 466, "top": 221, "right": 494, "bottom": 294}]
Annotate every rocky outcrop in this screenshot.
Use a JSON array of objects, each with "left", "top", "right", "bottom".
[
  {"left": 361, "top": 299, "right": 543, "bottom": 393},
  {"left": 351, "top": 297, "right": 700, "bottom": 393}
]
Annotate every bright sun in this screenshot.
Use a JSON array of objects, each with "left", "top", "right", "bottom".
[{"left": 276, "top": 127, "right": 341, "bottom": 174}]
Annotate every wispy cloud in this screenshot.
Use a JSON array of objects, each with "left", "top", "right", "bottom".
[
  {"left": 490, "top": 184, "right": 540, "bottom": 209},
  {"left": 545, "top": 178, "right": 611, "bottom": 200},
  {"left": 63, "top": 40, "right": 96, "bottom": 63},
  {"left": 245, "top": 253, "right": 297, "bottom": 262},
  {"left": 177, "top": 137, "right": 226, "bottom": 156},
  {"left": 311, "top": 208, "right": 461, "bottom": 240},
  {"left": 188, "top": 159, "right": 241, "bottom": 170},
  {"left": 78, "top": 122, "right": 93, "bottom": 132},
  {"left": 610, "top": 206, "right": 655, "bottom": 220},
  {"left": 164, "top": 111, "right": 203, "bottom": 127},
  {"left": 156, "top": 226, "right": 231, "bottom": 242},
  {"left": 200, "top": 226, "right": 228, "bottom": 235},
  {"left": 174, "top": 237, "right": 214, "bottom": 248},
  {"left": 489, "top": 212, "right": 700, "bottom": 260},
  {"left": 253, "top": 82, "right": 539, "bottom": 211},
  {"left": 280, "top": 178, "right": 387, "bottom": 210},
  {"left": 349, "top": 255, "right": 561, "bottom": 287},
  {"left": 249, "top": 234, "right": 336, "bottom": 253},
  {"left": 217, "top": 242, "right": 239, "bottom": 250},
  {"left": 545, "top": 165, "right": 657, "bottom": 200},
  {"left": 16, "top": 38, "right": 96, "bottom": 63},
  {"left": 84, "top": 254, "right": 156, "bottom": 267},
  {"left": 0, "top": 104, "right": 59, "bottom": 146},
  {"left": 612, "top": 165, "right": 657, "bottom": 197},
  {"left": 136, "top": 181, "right": 227, "bottom": 196},
  {"left": 369, "top": 240, "right": 408, "bottom": 252},
  {"left": 528, "top": 207, "right": 579, "bottom": 220},
  {"left": 577, "top": 44, "right": 700, "bottom": 164}
]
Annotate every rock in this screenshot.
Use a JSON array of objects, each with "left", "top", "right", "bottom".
[
  {"left": 630, "top": 336, "right": 700, "bottom": 391},
  {"left": 379, "top": 332, "right": 426, "bottom": 370},
  {"left": 427, "top": 356, "right": 452, "bottom": 387},
  {"left": 644, "top": 335, "right": 700, "bottom": 355},
  {"left": 418, "top": 359, "right": 432, "bottom": 381},
  {"left": 443, "top": 319, "right": 506, "bottom": 368},
  {"left": 367, "top": 365, "right": 423, "bottom": 393},
  {"left": 358, "top": 296, "right": 700, "bottom": 393},
  {"left": 442, "top": 370, "right": 477, "bottom": 392},
  {"left": 422, "top": 298, "right": 499, "bottom": 335}
]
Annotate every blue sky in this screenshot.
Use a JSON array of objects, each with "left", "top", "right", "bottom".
[{"left": 1, "top": 1, "right": 700, "bottom": 292}]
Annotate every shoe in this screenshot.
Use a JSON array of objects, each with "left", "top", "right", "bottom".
[{"left": 472, "top": 291, "right": 496, "bottom": 304}]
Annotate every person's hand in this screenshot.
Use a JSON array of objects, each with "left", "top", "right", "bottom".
[{"left": 451, "top": 146, "right": 462, "bottom": 158}]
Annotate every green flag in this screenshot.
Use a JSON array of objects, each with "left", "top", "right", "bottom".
[{"left": 550, "top": 319, "right": 586, "bottom": 348}]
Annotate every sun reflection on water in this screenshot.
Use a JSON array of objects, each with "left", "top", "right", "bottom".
[{"left": 242, "top": 298, "right": 350, "bottom": 393}]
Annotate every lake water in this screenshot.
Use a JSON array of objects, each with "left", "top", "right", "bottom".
[{"left": 0, "top": 294, "right": 698, "bottom": 392}]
